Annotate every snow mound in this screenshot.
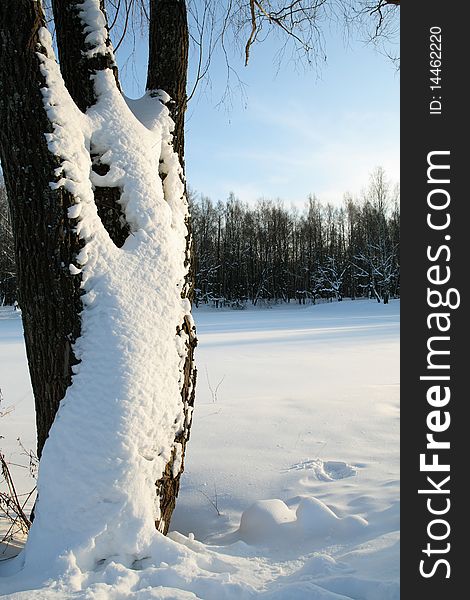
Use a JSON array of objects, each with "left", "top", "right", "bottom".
[
  {"left": 296, "top": 497, "right": 368, "bottom": 538},
  {"left": 235, "top": 497, "right": 367, "bottom": 546},
  {"left": 239, "top": 499, "right": 297, "bottom": 544}
]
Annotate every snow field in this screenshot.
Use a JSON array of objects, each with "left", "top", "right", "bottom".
[{"left": 1, "top": 299, "right": 399, "bottom": 598}]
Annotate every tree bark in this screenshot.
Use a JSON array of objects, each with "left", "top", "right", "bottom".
[
  {"left": 147, "top": 0, "right": 189, "bottom": 165},
  {"left": 0, "top": 0, "right": 83, "bottom": 457},
  {"left": 51, "top": 0, "right": 118, "bottom": 112}
]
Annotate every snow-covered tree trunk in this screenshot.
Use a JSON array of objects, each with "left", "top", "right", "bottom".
[
  {"left": 145, "top": 0, "right": 197, "bottom": 529},
  {"left": 0, "top": 0, "right": 196, "bottom": 569}
]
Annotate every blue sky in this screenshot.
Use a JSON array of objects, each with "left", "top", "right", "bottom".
[{"left": 117, "top": 20, "right": 399, "bottom": 208}]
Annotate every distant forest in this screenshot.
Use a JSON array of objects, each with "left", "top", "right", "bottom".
[
  {"left": 190, "top": 167, "right": 399, "bottom": 307},
  {"left": 0, "top": 168, "right": 399, "bottom": 307}
]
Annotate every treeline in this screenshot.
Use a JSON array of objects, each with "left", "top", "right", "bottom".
[
  {"left": 0, "top": 168, "right": 399, "bottom": 307},
  {"left": 190, "top": 167, "right": 399, "bottom": 307}
]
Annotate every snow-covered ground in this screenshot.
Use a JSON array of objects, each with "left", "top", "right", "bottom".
[{"left": 0, "top": 299, "right": 399, "bottom": 599}]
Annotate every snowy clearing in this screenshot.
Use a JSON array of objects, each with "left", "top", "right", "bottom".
[{"left": 0, "top": 299, "right": 399, "bottom": 599}]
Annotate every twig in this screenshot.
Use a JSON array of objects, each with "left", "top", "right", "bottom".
[
  {"left": 0, "top": 452, "right": 32, "bottom": 532},
  {"left": 245, "top": 0, "right": 258, "bottom": 65},
  {"left": 200, "top": 483, "right": 222, "bottom": 516},
  {"left": 205, "top": 368, "right": 225, "bottom": 403}
]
